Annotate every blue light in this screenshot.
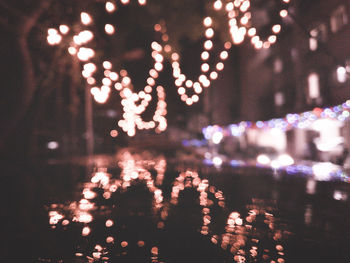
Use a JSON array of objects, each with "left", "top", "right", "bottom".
[
  {"left": 256, "top": 121, "right": 264, "bottom": 128},
  {"left": 230, "top": 160, "right": 244, "bottom": 167},
  {"left": 203, "top": 158, "right": 213, "bottom": 166}
]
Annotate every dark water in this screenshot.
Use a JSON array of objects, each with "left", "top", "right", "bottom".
[{"left": 3, "top": 150, "right": 350, "bottom": 263}]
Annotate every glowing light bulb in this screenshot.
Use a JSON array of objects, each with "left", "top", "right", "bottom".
[
  {"left": 105, "top": 1, "right": 116, "bottom": 12},
  {"left": 280, "top": 9, "right": 288, "bottom": 17},
  {"left": 201, "top": 63, "right": 210, "bottom": 72},
  {"left": 268, "top": 35, "right": 277, "bottom": 44},
  {"left": 81, "top": 12, "right": 92, "bottom": 25},
  {"left": 178, "top": 87, "right": 185, "bottom": 95},
  {"left": 103, "top": 61, "right": 112, "bottom": 69},
  {"left": 205, "top": 28, "right": 214, "bottom": 38},
  {"left": 105, "top": 24, "right": 115, "bottom": 34},
  {"left": 59, "top": 25, "right": 69, "bottom": 34},
  {"left": 226, "top": 2, "right": 234, "bottom": 11},
  {"left": 248, "top": 27, "right": 256, "bottom": 36},
  {"left": 220, "top": 51, "right": 228, "bottom": 60},
  {"left": 204, "top": 40, "right": 213, "bottom": 50},
  {"left": 201, "top": 51, "right": 209, "bottom": 60},
  {"left": 210, "top": 71, "right": 218, "bottom": 80},
  {"left": 216, "top": 62, "right": 224, "bottom": 71},
  {"left": 272, "top": 24, "right": 281, "bottom": 33},
  {"left": 214, "top": 0, "right": 223, "bottom": 10},
  {"left": 203, "top": 17, "right": 212, "bottom": 27}
]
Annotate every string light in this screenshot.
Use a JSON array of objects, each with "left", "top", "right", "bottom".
[
  {"left": 220, "top": 0, "right": 290, "bottom": 49},
  {"left": 203, "top": 100, "right": 350, "bottom": 143},
  {"left": 47, "top": 0, "right": 291, "bottom": 135},
  {"left": 46, "top": 0, "right": 169, "bottom": 136},
  {"left": 155, "top": 20, "right": 231, "bottom": 105}
]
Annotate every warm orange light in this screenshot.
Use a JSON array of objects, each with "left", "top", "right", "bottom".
[
  {"left": 154, "top": 24, "right": 161, "bottom": 31},
  {"left": 82, "top": 226, "right": 91, "bottom": 236},
  {"left": 224, "top": 41, "right": 232, "bottom": 49},
  {"left": 137, "top": 241, "right": 145, "bottom": 247},
  {"left": 164, "top": 44, "right": 171, "bottom": 53}
]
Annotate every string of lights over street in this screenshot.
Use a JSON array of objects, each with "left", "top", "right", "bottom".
[{"left": 46, "top": 0, "right": 291, "bottom": 137}]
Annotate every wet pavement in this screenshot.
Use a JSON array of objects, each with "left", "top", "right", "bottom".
[{"left": 3, "top": 149, "right": 350, "bottom": 263}]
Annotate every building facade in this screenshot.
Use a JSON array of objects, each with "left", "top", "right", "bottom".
[{"left": 238, "top": 0, "right": 350, "bottom": 121}]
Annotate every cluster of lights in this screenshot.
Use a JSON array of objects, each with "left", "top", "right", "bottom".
[
  {"left": 115, "top": 40, "right": 168, "bottom": 136},
  {"left": 213, "top": 0, "right": 290, "bottom": 49},
  {"left": 48, "top": 151, "right": 167, "bottom": 261},
  {"left": 47, "top": 0, "right": 169, "bottom": 136},
  {"left": 203, "top": 100, "right": 350, "bottom": 143},
  {"left": 213, "top": 205, "right": 286, "bottom": 263},
  {"left": 170, "top": 170, "right": 226, "bottom": 236}
]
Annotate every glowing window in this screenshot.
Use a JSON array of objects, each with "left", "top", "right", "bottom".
[
  {"left": 308, "top": 72, "right": 320, "bottom": 99},
  {"left": 274, "top": 92, "right": 284, "bottom": 106},
  {"left": 337, "top": 66, "right": 347, "bottom": 83}
]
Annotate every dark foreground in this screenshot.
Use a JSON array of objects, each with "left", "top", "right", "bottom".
[{"left": 2, "top": 149, "right": 350, "bottom": 263}]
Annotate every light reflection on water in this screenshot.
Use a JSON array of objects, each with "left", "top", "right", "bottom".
[
  {"left": 39, "top": 150, "right": 350, "bottom": 262},
  {"left": 46, "top": 150, "right": 291, "bottom": 263}
]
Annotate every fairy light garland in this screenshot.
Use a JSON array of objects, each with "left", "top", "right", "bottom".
[
  {"left": 203, "top": 100, "right": 350, "bottom": 142},
  {"left": 155, "top": 19, "right": 232, "bottom": 106},
  {"left": 47, "top": 0, "right": 169, "bottom": 136},
  {"left": 214, "top": 0, "right": 290, "bottom": 49},
  {"left": 47, "top": 0, "right": 292, "bottom": 136}
]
